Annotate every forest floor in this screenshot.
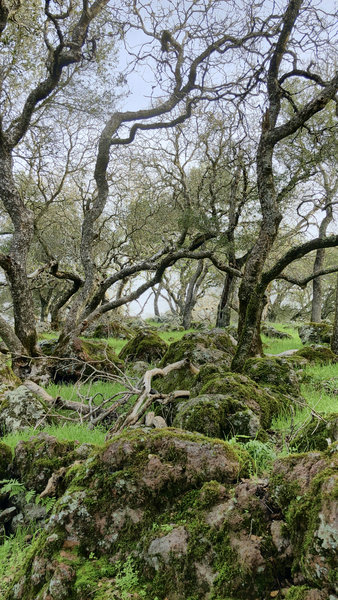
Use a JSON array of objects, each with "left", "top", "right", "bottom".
[{"left": 0, "top": 322, "right": 337, "bottom": 596}]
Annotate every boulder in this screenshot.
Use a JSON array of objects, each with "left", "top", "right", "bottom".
[
  {"left": 161, "top": 329, "right": 236, "bottom": 368},
  {"left": 298, "top": 322, "right": 332, "bottom": 345},
  {"left": 12, "top": 433, "right": 93, "bottom": 493},
  {"left": 0, "top": 385, "right": 54, "bottom": 435},
  {"left": 154, "top": 330, "right": 236, "bottom": 395},
  {"left": 270, "top": 446, "right": 338, "bottom": 593},
  {"left": 6, "top": 429, "right": 266, "bottom": 600},
  {"left": 172, "top": 370, "right": 292, "bottom": 439},
  {"left": 261, "top": 324, "right": 292, "bottom": 339},
  {"left": 294, "top": 346, "right": 337, "bottom": 364},
  {"left": 86, "top": 319, "right": 133, "bottom": 340},
  {"left": 243, "top": 356, "right": 301, "bottom": 396},
  {"left": 5, "top": 432, "right": 337, "bottom": 600},
  {"left": 119, "top": 330, "right": 168, "bottom": 363},
  {"left": 173, "top": 393, "right": 262, "bottom": 439}
]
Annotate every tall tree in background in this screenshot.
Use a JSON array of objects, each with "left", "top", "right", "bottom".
[{"left": 231, "top": 0, "right": 338, "bottom": 370}]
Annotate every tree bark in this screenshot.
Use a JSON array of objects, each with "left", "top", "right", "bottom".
[
  {"left": 0, "top": 146, "right": 38, "bottom": 354},
  {"left": 182, "top": 260, "right": 204, "bottom": 329},
  {"left": 216, "top": 273, "right": 235, "bottom": 327},
  {"left": 331, "top": 273, "right": 338, "bottom": 355},
  {"left": 311, "top": 175, "right": 335, "bottom": 322},
  {"left": 153, "top": 284, "right": 162, "bottom": 318}
]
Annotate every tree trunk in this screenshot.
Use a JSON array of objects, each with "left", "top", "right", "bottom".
[
  {"left": 0, "top": 145, "right": 38, "bottom": 354},
  {"left": 216, "top": 273, "right": 235, "bottom": 327},
  {"left": 231, "top": 137, "right": 282, "bottom": 372},
  {"left": 153, "top": 284, "right": 162, "bottom": 318},
  {"left": 311, "top": 182, "right": 334, "bottom": 322},
  {"left": 182, "top": 260, "right": 204, "bottom": 329},
  {"left": 331, "top": 273, "right": 338, "bottom": 355}
]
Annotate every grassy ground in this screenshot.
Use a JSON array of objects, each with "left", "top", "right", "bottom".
[{"left": 261, "top": 322, "right": 303, "bottom": 354}]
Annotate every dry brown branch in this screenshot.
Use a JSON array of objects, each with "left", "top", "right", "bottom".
[{"left": 107, "top": 359, "right": 199, "bottom": 435}]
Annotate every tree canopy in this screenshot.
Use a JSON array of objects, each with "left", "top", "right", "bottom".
[{"left": 0, "top": 0, "right": 337, "bottom": 368}]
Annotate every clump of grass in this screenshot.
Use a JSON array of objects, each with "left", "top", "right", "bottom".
[
  {"left": 228, "top": 437, "right": 278, "bottom": 475},
  {"left": 1, "top": 423, "right": 107, "bottom": 453},
  {"left": 272, "top": 382, "right": 337, "bottom": 439}
]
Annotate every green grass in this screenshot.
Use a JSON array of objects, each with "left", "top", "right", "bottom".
[
  {"left": 272, "top": 359, "right": 337, "bottom": 437},
  {"left": 47, "top": 380, "right": 127, "bottom": 404},
  {"left": 261, "top": 322, "right": 303, "bottom": 355},
  {"left": 1, "top": 422, "right": 107, "bottom": 452}
]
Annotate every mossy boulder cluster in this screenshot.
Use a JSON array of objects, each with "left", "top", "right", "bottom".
[
  {"left": 298, "top": 322, "right": 333, "bottom": 345},
  {"left": 161, "top": 329, "right": 236, "bottom": 368},
  {"left": 1, "top": 431, "right": 337, "bottom": 600},
  {"left": 153, "top": 338, "right": 299, "bottom": 441},
  {"left": 170, "top": 368, "right": 293, "bottom": 441}
]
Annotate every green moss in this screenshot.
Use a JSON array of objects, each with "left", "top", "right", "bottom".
[
  {"left": 13, "top": 434, "right": 78, "bottom": 492},
  {"left": 74, "top": 556, "right": 117, "bottom": 596},
  {"left": 283, "top": 586, "right": 312, "bottom": 600},
  {"left": 195, "top": 480, "right": 226, "bottom": 509},
  {"left": 269, "top": 471, "right": 301, "bottom": 511},
  {"left": 199, "top": 371, "right": 284, "bottom": 428},
  {"left": 294, "top": 346, "right": 337, "bottom": 364},
  {"left": 119, "top": 331, "right": 168, "bottom": 363},
  {"left": 0, "top": 441, "right": 12, "bottom": 478},
  {"left": 243, "top": 356, "right": 300, "bottom": 397}
]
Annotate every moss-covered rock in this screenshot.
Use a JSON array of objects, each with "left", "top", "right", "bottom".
[
  {"left": 0, "top": 441, "right": 12, "bottom": 479},
  {"left": 0, "top": 385, "right": 55, "bottom": 435},
  {"left": 298, "top": 322, "right": 333, "bottom": 345},
  {"left": 292, "top": 413, "right": 338, "bottom": 452},
  {"left": 173, "top": 393, "right": 261, "bottom": 439},
  {"left": 119, "top": 330, "right": 168, "bottom": 364},
  {"left": 6, "top": 429, "right": 277, "bottom": 600},
  {"left": 171, "top": 367, "right": 292, "bottom": 440},
  {"left": 199, "top": 370, "right": 289, "bottom": 427},
  {"left": 270, "top": 447, "right": 338, "bottom": 593},
  {"left": 294, "top": 346, "right": 337, "bottom": 364},
  {"left": 283, "top": 585, "right": 329, "bottom": 599},
  {"left": 243, "top": 356, "right": 301, "bottom": 396},
  {"left": 154, "top": 331, "right": 236, "bottom": 397},
  {"left": 87, "top": 319, "right": 133, "bottom": 340},
  {"left": 12, "top": 433, "right": 94, "bottom": 493},
  {"left": 155, "top": 365, "right": 293, "bottom": 439},
  {"left": 160, "top": 329, "right": 236, "bottom": 368},
  {"left": 261, "top": 324, "right": 292, "bottom": 339},
  {"left": 6, "top": 431, "right": 337, "bottom": 600}
]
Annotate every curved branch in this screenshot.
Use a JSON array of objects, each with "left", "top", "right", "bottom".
[
  {"left": 278, "top": 265, "right": 338, "bottom": 288},
  {"left": 262, "top": 235, "right": 338, "bottom": 287}
]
